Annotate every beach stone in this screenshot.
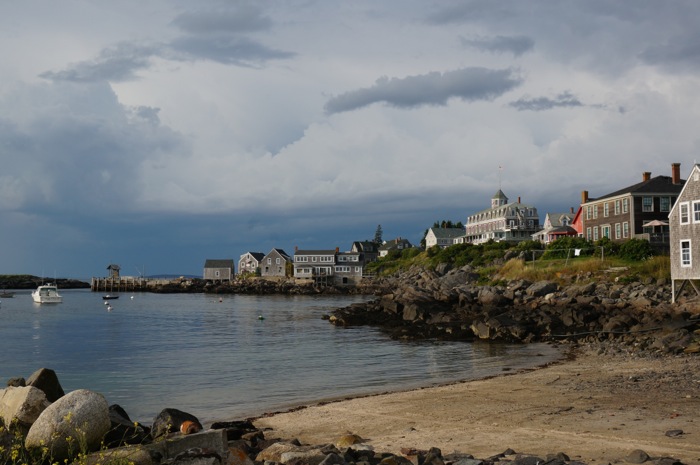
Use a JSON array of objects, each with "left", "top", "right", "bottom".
[
  {"left": 25, "top": 389, "right": 110, "bottom": 461},
  {"left": 256, "top": 441, "right": 304, "bottom": 462},
  {"left": 26, "top": 367, "right": 65, "bottom": 402},
  {"left": 625, "top": 449, "right": 650, "bottom": 463},
  {"left": 319, "top": 452, "right": 347, "bottom": 465},
  {"left": 6, "top": 377, "right": 25, "bottom": 387},
  {"left": 280, "top": 446, "right": 331, "bottom": 465},
  {"left": 228, "top": 443, "right": 256, "bottom": 465},
  {"left": 335, "top": 433, "right": 365, "bottom": 448},
  {"left": 104, "top": 404, "right": 151, "bottom": 447},
  {"left": 0, "top": 385, "right": 50, "bottom": 429},
  {"left": 170, "top": 447, "right": 223, "bottom": 465},
  {"left": 152, "top": 408, "right": 203, "bottom": 438}
]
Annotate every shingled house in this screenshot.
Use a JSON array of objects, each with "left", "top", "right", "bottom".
[
  {"left": 669, "top": 164, "right": 700, "bottom": 302},
  {"left": 203, "top": 259, "right": 234, "bottom": 282}
]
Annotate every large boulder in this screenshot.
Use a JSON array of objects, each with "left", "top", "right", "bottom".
[
  {"left": 0, "top": 386, "right": 50, "bottom": 430},
  {"left": 25, "top": 389, "right": 110, "bottom": 462},
  {"left": 27, "top": 368, "right": 64, "bottom": 402}
]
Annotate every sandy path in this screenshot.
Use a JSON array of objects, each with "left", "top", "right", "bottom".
[{"left": 254, "top": 347, "right": 700, "bottom": 464}]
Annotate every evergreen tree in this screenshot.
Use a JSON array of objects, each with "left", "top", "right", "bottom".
[{"left": 373, "top": 224, "right": 383, "bottom": 245}]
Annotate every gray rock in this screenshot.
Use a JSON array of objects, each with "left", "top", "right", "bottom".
[
  {"left": 27, "top": 368, "right": 64, "bottom": 402},
  {"left": 25, "top": 389, "right": 110, "bottom": 462},
  {"left": 0, "top": 386, "right": 50, "bottom": 429},
  {"left": 625, "top": 449, "right": 650, "bottom": 463},
  {"left": 526, "top": 281, "right": 559, "bottom": 297}
]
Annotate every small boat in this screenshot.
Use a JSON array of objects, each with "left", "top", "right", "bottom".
[
  {"left": 102, "top": 295, "right": 119, "bottom": 300},
  {"left": 0, "top": 290, "right": 14, "bottom": 298},
  {"left": 32, "top": 284, "right": 62, "bottom": 304}
]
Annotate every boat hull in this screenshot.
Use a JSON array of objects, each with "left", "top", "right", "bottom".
[{"left": 32, "top": 285, "right": 63, "bottom": 304}]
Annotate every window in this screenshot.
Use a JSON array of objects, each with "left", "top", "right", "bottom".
[
  {"left": 593, "top": 205, "right": 598, "bottom": 219},
  {"left": 603, "top": 203, "right": 609, "bottom": 217},
  {"left": 614, "top": 200, "right": 620, "bottom": 215},
  {"left": 615, "top": 223, "right": 621, "bottom": 239},
  {"left": 601, "top": 225, "right": 611, "bottom": 239},
  {"left": 267, "top": 258, "right": 272, "bottom": 264},
  {"left": 586, "top": 227, "right": 592, "bottom": 240},
  {"left": 660, "top": 197, "right": 671, "bottom": 212},
  {"left": 693, "top": 201, "right": 700, "bottom": 223},
  {"left": 680, "top": 202, "right": 690, "bottom": 224},
  {"left": 622, "top": 198, "right": 629, "bottom": 213},
  {"left": 642, "top": 197, "right": 653, "bottom": 212},
  {"left": 593, "top": 227, "right": 599, "bottom": 241},
  {"left": 276, "top": 258, "right": 281, "bottom": 264},
  {"left": 586, "top": 206, "right": 592, "bottom": 220},
  {"left": 623, "top": 222, "right": 629, "bottom": 238},
  {"left": 681, "top": 240, "right": 691, "bottom": 267}
]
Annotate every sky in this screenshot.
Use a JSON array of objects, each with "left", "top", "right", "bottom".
[{"left": 2, "top": 1, "right": 700, "bottom": 279}]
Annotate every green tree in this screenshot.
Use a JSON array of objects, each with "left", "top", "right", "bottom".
[{"left": 373, "top": 224, "right": 383, "bottom": 246}]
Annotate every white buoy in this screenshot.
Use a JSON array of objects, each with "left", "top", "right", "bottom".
[
  {"left": 130, "top": 295, "right": 134, "bottom": 300},
  {"left": 104, "top": 301, "right": 109, "bottom": 305}
]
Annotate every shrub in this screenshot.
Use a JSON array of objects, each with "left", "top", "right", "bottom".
[{"left": 619, "top": 238, "right": 655, "bottom": 261}]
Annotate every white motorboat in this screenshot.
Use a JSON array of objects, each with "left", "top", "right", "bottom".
[{"left": 32, "top": 284, "right": 63, "bottom": 304}]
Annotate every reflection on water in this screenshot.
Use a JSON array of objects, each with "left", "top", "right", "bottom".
[{"left": 0, "top": 290, "right": 562, "bottom": 424}]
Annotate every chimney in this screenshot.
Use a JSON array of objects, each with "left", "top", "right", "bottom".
[
  {"left": 581, "top": 190, "right": 589, "bottom": 203},
  {"left": 643, "top": 171, "right": 651, "bottom": 182},
  {"left": 295, "top": 246, "right": 298, "bottom": 252},
  {"left": 570, "top": 207, "right": 574, "bottom": 214},
  {"left": 672, "top": 162, "right": 681, "bottom": 184},
  {"left": 518, "top": 196, "right": 521, "bottom": 203},
  {"left": 335, "top": 247, "right": 339, "bottom": 253}
]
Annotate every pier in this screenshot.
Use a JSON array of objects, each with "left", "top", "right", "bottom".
[{"left": 90, "top": 276, "right": 174, "bottom": 292}]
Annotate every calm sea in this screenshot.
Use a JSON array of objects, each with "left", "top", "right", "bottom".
[{"left": 0, "top": 289, "right": 561, "bottom": 425}]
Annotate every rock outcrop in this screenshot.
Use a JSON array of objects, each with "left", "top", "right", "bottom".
[{"left": 329, "top": 264, "right": 700, "bottom": 354}]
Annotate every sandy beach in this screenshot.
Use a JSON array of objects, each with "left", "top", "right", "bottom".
[{"left": 254, "top": 345, "right": 700, "bottom": 464}]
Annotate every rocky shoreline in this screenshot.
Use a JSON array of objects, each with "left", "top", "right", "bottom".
[{"left": 328, "top": 264, "right": 700, "bottom": 355}]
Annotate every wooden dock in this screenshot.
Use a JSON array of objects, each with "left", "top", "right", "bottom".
[{"left": 90, "top": 276, "right": 173, "bottom": 292}]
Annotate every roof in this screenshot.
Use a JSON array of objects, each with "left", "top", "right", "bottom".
[
  {"left": 492, "top": 189, "right": 507, "bottom": 200},
  {"left": 429, "top": 227, "right": 464, "bottom": 239},
  {"left": 204, "top": 259, "right": 234, "bottom": 268},
  {"left": 469, "top": 200, "right": 537, "bottom": 217},
  {"left": 107, "top": 264, "right": 121, "bottom": 270},
  {"left": 352, "top": 241, "right": 379, "bottom": 253},
  {"left": 267, "top": 248, "right": 292, "bottom": 260},
  {"left": 669, "top": 164, "right": 700, "bottom": 217},
  {"left": 240, "top": 252, "right": 265, "bottom": 261},
  {"left": 379, "top": 238, "right": 413, "bottom": 251},
  {"left": 587, "top": 175, "right": 685, "bottom": 203},
  {"left": 294, "top": 249, "right": 337, "bottom": 255},
  {"left": 546, "top": 212, "right": 574, "bottom": 228}
]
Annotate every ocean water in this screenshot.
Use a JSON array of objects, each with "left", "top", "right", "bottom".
[{"left": 0, "top": 289, "right": 561, "bottom": 425}]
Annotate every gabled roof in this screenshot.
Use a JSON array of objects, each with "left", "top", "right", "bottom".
[
  {"left": 352, "top": 241, "right": 379, "bottom": 253},
  {"left": 546, "top": 212, "right": 574, "bottom": 228},
  {"left": 266, "top": 248, "right": 292, "bottom": 261},
  {"left": 429, "top": 227, "right": 464, "bottom": 239},
  {"left": 379, "top": 238, "right": 413, "bottom": 251},
  {"left": 204, "top": 259, "right": 234, "bottom": 268},
  {"left": 669, "top": 164, "right": 700, "bottom": 217},
  {"left": 240, "top": 252, "right": 265, "bottom": 261},
  {"left": 587, "top": 175, "right": 685, "bottom": 203}
]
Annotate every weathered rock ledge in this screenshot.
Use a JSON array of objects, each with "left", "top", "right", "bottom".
[{"left": 328, "top": 264, "right": 700, "bottom": 355}]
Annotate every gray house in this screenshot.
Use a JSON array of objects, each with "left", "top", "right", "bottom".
[
  {"left": 669, "top": 164, "right": 700, "bottom": 303},
  {"left": 203, "top": 259, "right": 234, "bottom": 282},
  {"left": 238, "top": 252, "right": 265, "bottom": 275},
  {"left": 260, "top": 248, "right": 292, "bottom": 278}
]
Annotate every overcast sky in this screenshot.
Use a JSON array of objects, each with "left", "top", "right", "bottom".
[{"left": 2, "top": 1, "right": 700, "bottom": 279}]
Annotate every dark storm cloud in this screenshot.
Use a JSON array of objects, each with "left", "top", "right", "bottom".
[
  {"left": 39, "top": 43, "right": 156, "bottom": 83},
  {"left": 639, "top": 32, "right": 700, "bottom": 72},
  {"left": 459, "top": 35, "right": 534, "bottom": 57},
  {"left": 40, "top": 5, "right": 293, "bottom": 83},
  {"left": 324, "top": 67, "right": 522, "bottom": 114},
  {"left": 171, "top": 5, "right": 273, "bottom": 34},
  {"left": 509, "top": 91, "right": 583, "bottom": 111},
  {"left": 168, "top": 35, "right": 294, "bottom": 65}
]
